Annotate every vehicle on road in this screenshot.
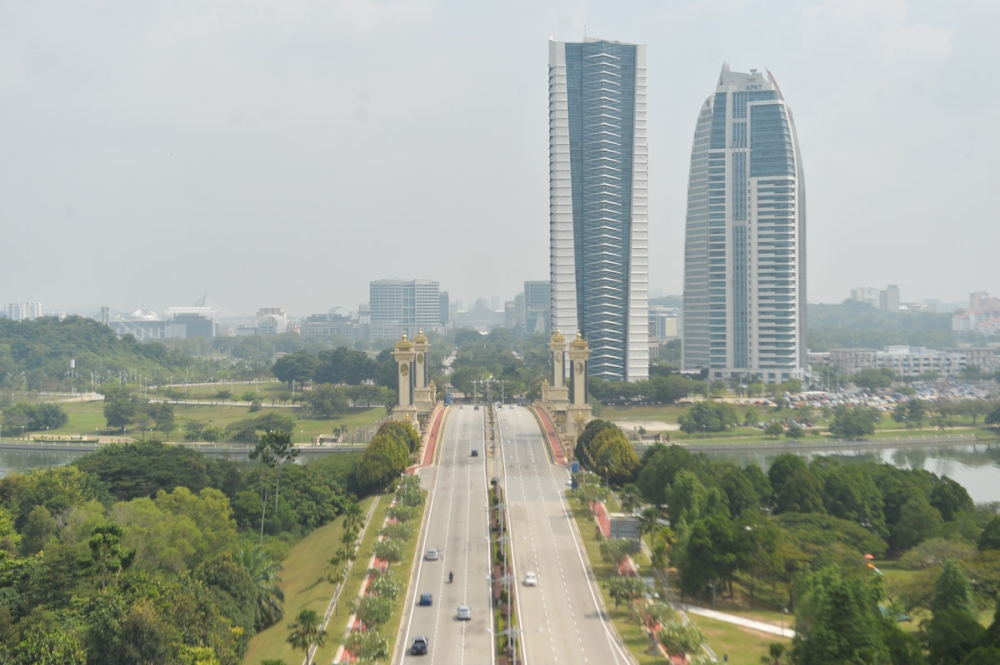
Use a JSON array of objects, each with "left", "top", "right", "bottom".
[
  {"left": 523, "top": 572, "right": 537, "bottom": 586},
  {"left": 411, "top": 636, "right": 428, "bottom": 655},
  {"left": 419, "top": 593, "right": 433, "bottom": 606},
  {"left": 457, "top": 605, "right": 472, "bottom": 620},
  {"left": 474, "top": 405, "right": 479, "bottom": 410},
  {"left": 425, "top": 548, "right": 439, "bottom": 561},
  {"left": 470, "top": 449, "right": 479, "bottom": 457}
]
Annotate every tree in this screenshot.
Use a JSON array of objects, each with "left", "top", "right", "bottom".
[
  {"left": 574, "top": 419, "right": 616, "bottom": 468},
  {"left": 984, "top": 404, "right": 1000, "bottom": 428},
  {"left": 828, "top": 405, "right": 880, "bottom": 439},
  {"left": 852, "top": 367, "right": 897, "bottom": 390},
  {"left": 304, "top": 384, "right": 349, "bottom": 418},
  {"left": 764, "top": 422, "right": 784, "bottom": 439},
  {"left": 768, "top": 454, "right": 807, "bottom": 497},
  {"left": 620, "top": 484, "right": 642, "bottom": 515},
  {"left": 930, "top": 477, "right": 974, "bottom": 522},
  {"left": 590, "top": 428, "right": 640, "bottom": 487},
  {"left": 272, "top": 351, "right": 321, "bottom": 387},
  {"left": 286, "top": 608, "right": 326, "bottom": 659},
  {"left": 20, "top": 505, "right": 56, "bottom": 555},
  {"left": 678, "top": 401, "right": 739, "bottom": 434},
  {"left": 344, "top": 630, "right": 389, "bottom": 662},
  {"left": 980, "top": 516, "right": 1000, "bottom": 551},
  {"left": 599, "top": 538, "right": 640, "bottom": 568},
  {"left": 605, "top": 576, "right": 647, "bottom": 618},
  {"left": 668, "top": 470, "right": 708, "bottom": 525},
  {"left": 657, "top": 620, "right": 706, "bottom": 660},
  {"left": 354, "top": 594, "right": 393, "bottom": 630},
  {"left": 774, "top": 469, "right": 825, "bottom": 515},
  {"left": 761, "top": 643, "right": 785, "bottom": 665},
  {"left": 719, "top": 468, "right": 757, "bottom": 518},
  {"left": 931, "top": 561, "right": 977, "bottom": 618},
  {"left": 786, "top": 425, "right": 805, "bottom": 439},
  {"left": 791, "top": 568, "right": 890, "bottom": 665},
  {"left": 894, "top": 495, "right": 943, "bottom": 552},
  {"left": 357, "top": 432, "right": 409, "bottom": 494},
  {"left": 253, "top": 431, "right": 299, "bottom": 516},
  {"left": 234, "top": 544, "right": 285, "bottom": 630},
  {"left": 636, "top": 444, "right": 696, "bottom": 506},
  {"left": 88, "top": 523, "right": 136, "bottom": 588},
  {"left": 923, "top": 609, "right": 983, "bottom": 665},
  {"left": 744, "top": 407, "right": 760, "bottom": 427}
]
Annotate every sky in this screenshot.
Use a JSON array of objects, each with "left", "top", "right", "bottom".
[{"left": 2, "top": 0, "right": 999, "bottom": 317}]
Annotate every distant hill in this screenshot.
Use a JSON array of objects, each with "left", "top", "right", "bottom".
[{"left": 807, "top": 300, "right": 955, "bottom": 351}]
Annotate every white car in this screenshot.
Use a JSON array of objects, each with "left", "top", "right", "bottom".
[
  {"left": 457, "top": 605, "right": 472, "bottom": 621},
  {"left": 523, "top": 572, "right": 537, "bottom": 586},
  {"left": 425, "top": 548, "right": 439, "bottom": 561}
]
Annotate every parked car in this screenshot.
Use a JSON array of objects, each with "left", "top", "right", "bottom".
[
  {"left": 457, "top": 605, "right": 472, "bottom": 620},
  {"left": 411, "top": 636, "right": 428, "bottom": 655},
  {"left": 419, "top": 593, "right": 433, "bottom": 606}
]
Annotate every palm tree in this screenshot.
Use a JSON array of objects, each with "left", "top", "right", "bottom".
[
  {"left": 235, "top": 544, "right": 285, "bottom": 630},
  {"left": 287, "top": 608, "right": 326, "bottom": 661},
  {"left": 343, "top": 502, "right": 365, "bottom": 536}
]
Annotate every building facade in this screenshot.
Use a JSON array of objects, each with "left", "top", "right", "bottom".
[
  {"left": 548, "top": 37, "right": 649, "bottom": 382},
  {"left": 369, "top": 279, "right": 443, "bottom": 341},
  {"left": 5, "top": 303, "right": 43, "bottom": 321},
  {"left": 682, "top": 65, "right": 807, "bottom": 383},
  {"left": 810, "top": 346, "right": 997, "bottom": 378}
]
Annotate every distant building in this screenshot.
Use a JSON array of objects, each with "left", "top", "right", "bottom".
[
  {"left": 299, "top": 307, "right": 365, "bottom": 340},
  {"left": 649, "top": 306, "right": 679, "bottom": 344},
  {"left": 108, "top": 308, "right": 170, "bottom": 340},
  {"left": 164, "top": 306, "right": 217, "bottom": 338},
  {"left": 880, "top": 285, "right": 900, "bottom": 313},
  {"left": 5, "top": 302, "right": 43, "bottom": 321},
  {"left": 518, "top": 281, "right": 550, "bottom": 336},
  {"left": 851, "top": 287, "right": 880, "bottom": 308},
  {"left": 256, "top": 307, "right": 288, "bottom": 335},
  {"left": 369, "top": 279, "right": 443, "bottom": 341},
  {"left": 809, "top": 346, "right": 997, "bottom": 378},
  {"left": 439, "top": 292, "right": 451, "bottom": 327}
]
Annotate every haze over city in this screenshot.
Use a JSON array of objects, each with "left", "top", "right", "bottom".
[{"left": 3, "top": 0, "right": 998, "bottom": 315}]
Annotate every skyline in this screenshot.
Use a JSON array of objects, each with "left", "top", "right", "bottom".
[{"left": 3, "top": 1, "right": 999, "bottom": 315}]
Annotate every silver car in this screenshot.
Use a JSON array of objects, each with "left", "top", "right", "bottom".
[
  {"left": 425, "top": 548, "right": 439, "bottom": 561},
  {"left": 457, "top": 605, "right": 472, "bottom": 621}
]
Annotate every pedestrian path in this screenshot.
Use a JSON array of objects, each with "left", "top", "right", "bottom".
[{"left": 682, "top": 604, "right": 795, "bottom": 638}]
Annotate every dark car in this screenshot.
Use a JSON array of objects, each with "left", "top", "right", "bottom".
[
  {"left": 470, "top": 449, "right": 479, "bottom": 457},
  {"left": 419, "top": 593, "right": 433, "bottom": 606},
  {"left": 411, "top": 636, "right": 428, "bottom": 655}
]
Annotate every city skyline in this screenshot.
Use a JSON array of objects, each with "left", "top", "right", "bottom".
[
  {"left": 3, "top": 2, "right": 998, "bottom": 316},
  {"left": 549, "top": 37, "right": 648, "bottom": 382}
]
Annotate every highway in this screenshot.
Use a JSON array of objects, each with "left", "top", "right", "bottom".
[
  {"left": 397, "top": 407, "right": 494, "bottom": 665},
  {"left": 498, "top": 406, "right": 635, "bottom": 665}
]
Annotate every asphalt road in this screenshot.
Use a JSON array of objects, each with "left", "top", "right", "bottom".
[
  {"left": 498, "top": 406, "right": 636, "bottom": 665},
  {"left": 398, "top": 407, "right": 494, "bottom": 665}
]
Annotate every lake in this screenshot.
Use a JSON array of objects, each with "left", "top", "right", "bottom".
[{"left": 701, "top": 443, "right": 1000, "bottom": 504}]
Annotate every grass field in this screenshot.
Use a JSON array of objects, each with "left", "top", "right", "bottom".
[
  {"left": 37, "top": 399, "right": 385, "bottom": 443},
  {"left": 688, "top": 613, "right": 791, "bottom": 665},
  {"left": 243, "top": 494, "right": 385, "bottom": 665},
  {"left": 567, "top": 498, "right": 666, "bottom": 665}
]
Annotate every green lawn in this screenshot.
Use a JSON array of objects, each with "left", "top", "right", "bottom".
[
  {"left": 243, "top": 494, "right": 385, "bottom": 664},
  {"left": 567, "top": 498, "right": 666, "bottom": 665},
  {"left": 688, "top": 613, "right": 791, "bottom": 665},
  {"left": 310, "top": 490, "right": 426, "bottom": 664},
  {"left": 38, "top": 399, "right": 384, "bottom": 444}
]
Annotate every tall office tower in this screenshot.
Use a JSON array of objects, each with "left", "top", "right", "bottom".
[
  {"left": 549, "top": 37, "right": 649, "bottom": 382},
  {"left": 369, "top": 279, "right": 441, "bottom": 341},
  {"left": 681, "top": 65, "right": 807, "bottom": 383}
]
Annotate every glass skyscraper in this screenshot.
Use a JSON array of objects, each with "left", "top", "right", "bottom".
[
  {"left": 549, "top": 38, "right": 649, "bottom": 382},
  {"left": 682, "top": 65, "right": 807, "bottom": 383}
]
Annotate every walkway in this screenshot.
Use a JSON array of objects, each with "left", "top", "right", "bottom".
[{"left": 681, "top": 604, "right": 795, "bottom": 639}]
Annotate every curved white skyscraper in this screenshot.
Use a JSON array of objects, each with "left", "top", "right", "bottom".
[
  {"left": 549, "top": 38, "right": 649, "bottom": 382},
  {"left": 682, "top": 65, "right": 807, "bottom": 383}
]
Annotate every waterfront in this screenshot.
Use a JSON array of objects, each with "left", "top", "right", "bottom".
[{"left": 702, "top": 443, "right": 1000, "bottom": 504}]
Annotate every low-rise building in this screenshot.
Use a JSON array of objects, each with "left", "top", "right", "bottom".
[{"left": 809, "top": 346, "right": 997, "bottom": 378}]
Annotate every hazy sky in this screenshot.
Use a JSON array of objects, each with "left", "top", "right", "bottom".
[{"left": 3, "top": 0, "right": 998, "bottom": 317}]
